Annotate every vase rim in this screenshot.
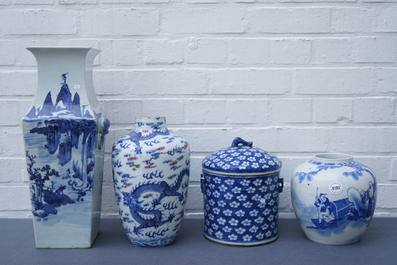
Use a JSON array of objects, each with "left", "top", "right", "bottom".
[
  {"left": 313, "top": 153, "right": 353, "bottom": 163},
  {"left": 136, "top": 116, "right": 166, "bottom": 119},
  {"left": 26, "top": 47, "right": 100, "bottom": 50}
]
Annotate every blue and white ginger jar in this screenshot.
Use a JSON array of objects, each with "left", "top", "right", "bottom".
[
  {"left": 201, "top": 137, "right": 283, "bottom": 246},
  {"left": 291, "top": 153, "right": 377, "bottom": 245},
  {"left": 112, "top": 116, "right": 190, "bottom": 247}
]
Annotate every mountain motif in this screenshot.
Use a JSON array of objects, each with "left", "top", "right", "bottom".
[
  {"left": 39, "top": 92, "right": 54, "bottom": 117},
  {"left": 25, "top": 73, "right": 92, "bottom": 119},
  {"left": 52, "top": 73, "right": 73, "bottom": 113}
]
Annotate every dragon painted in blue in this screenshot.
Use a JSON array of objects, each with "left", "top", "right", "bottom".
[
  {"left": 122, "top": 168, "right": 189, "bottom": 235},
  {"left": 115, "top": 129, "right": 171, "bottom": 154}
]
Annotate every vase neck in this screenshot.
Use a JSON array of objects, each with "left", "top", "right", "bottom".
[
  {"left": 25, "top": 47, "right": 101, "bottom": 120},
  {"left": 135, "top": 116, "right": 168, "bottom": 132},
  {"left": 313, "top": 153, "right": 353, "bottom": 163}
]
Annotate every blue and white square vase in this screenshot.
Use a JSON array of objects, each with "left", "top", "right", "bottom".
[
  {"left": 22, "top": 48, "right": 110, "bottom": 248},
  {"left": 201, "top": 137, "right": 283, "bottom": 246}
]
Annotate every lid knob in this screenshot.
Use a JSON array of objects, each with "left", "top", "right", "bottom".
[{"left": 231, "top": 137, "right": 253, "bottom": 147}]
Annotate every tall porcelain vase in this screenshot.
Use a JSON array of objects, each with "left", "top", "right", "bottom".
[
  {"left": 112, "top": 116, "right": 190, "bottom": 247},
  {"left": 22, "top": 48, "right": 110, "bottom": 248},
  {"left": 291, "top": 153, "right": 376, "bottom": 245}
]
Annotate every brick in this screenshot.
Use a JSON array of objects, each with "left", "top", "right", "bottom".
[
  {"left": 332, "top": 8, "right": 373, "bottom": 33},
  {"left": 0, "top": 187, "right": 30, "bottom": 211},
  {"left": 187, "top": 0, "right": 223, "bottom": 3},
  {"left": 0, "top": 100, "right": 22, "bottom": 126},
  {"left": 271, "top": 99, "right": 312, "bottom": 123},
  {"left": 80, "top": 9, "right": 159, "bottom": 36},
  {"left": 59, "top": 0, "right": 97, "bottom": 4},
  {"left": 0, "top": 71, "right": 36, "bottom": 96},
  {"left": 295, "top": 68, "right": 374, "bottom": 95},
  {"left": 14, "top": 0, "right": 54, "bottom": 4},
  {"left": 312, "top": 38, "right": 353, "bottom": 63},
  {"left": 226, "top": 99, "right": 268, "bottom": 124},
  {"left": 162, "top": 8, "right": 245, "bottom": 34},
  {"left": 0, "top": 10, "right": 77, "bottom": 35},
  {"left": 209, "top": 69, "right": 291, "bottom": 95},
  {"left": 332, "top": 7, "right": 397, "bottom": 33},
  {"left": 390, "top": 159, "right": 397, "bottom": 181},
  {"left": 185, "top": 184, "right": 203, "bottom": 211},
  {"left": 186, "top": 99, "right": 227, "bottom": 124},
  {"left": 0, "top": 0, "right": 12, "bottom": 5},
  {"left": 95, "top": 69, "right": 207, "bottom": 96},
  {"left": 93, "top": 70, "right": 129, "bottom": 96},
  {"left": 278, "top": 0, "right": 314, "bottom": 3},
  {"left": 144, "top": 39, "right": 184, "bottom": 64},
  {"left": 270, "top": 39, "right": 311, "bottom": 65},
  {"left": 102, "top": 99, "right": 142, "bottom": 125},
  {"left": 353, "top": 97, "right": 395, "bottom": 123},
  {"left": 372, "top": 7, "right": 397, "bottom": 33},
  {"left": 101, "top": 184, "right": 119, "bottom": 214},
  {"left": 377, "top": 184, "right": 397, "bottom": 208},
  {"left": 353, "top": 37, "right": 397, "bottom": 63},
  {"left": 0, "top": 158, "right": 26, "bottom": 183},
  {"left": 178, "top": 127, "right": 328, "bottom": 153},
  {"left": 0, "top": 41, "right": 16, "bottom": 65},
  {"left": 0, "top": 128, "right": 24, "bottom": 156},
  {"left": 249, "top": 8, "right": 331, "bottom": 33},
  {"left": 186, "top": 39, "right": 228, "bottom": 64},
  {"left": 173, "top": 128, "right": 238, "bottom": 152},
  {"left": 330, "top": 127, "right": 397, "bottom": 153},
  {"left": 17, "top": 40, "right": 57, "bottom": 66},
  {"left": 128, "top": 70, "right": 208, "bottom": 95},
  {"left": 103, "top": 0, "right": 169, "bottom": 3},
  {"left": 99, "top": 40, "right": 143, "bottom": 66},
  {"left": 361, "top": 0, "right": 386, "bottom": 2},
  {"left": 278, "top": 183, "right": 293, "bottom": 212},
  {"left": 376, "top": 68, "right": 397, "bottom": 94},
  {"left": 141, "top": 99, "right": 184, "bottom": 125},
  {"left": 314, "top": 98, "right": 352, "bottom": 123},
  {"left": 257, "top": 127, "right": 329, "bottom": 152},
  {"left": 190, "top": 156, "right": 205, "bottom": 182},
  {"left": 230, "top": 39, "right": 269, "bottom": 65},
  {"left": 103, "top": 156, "right": 113, "bottom": 184}
]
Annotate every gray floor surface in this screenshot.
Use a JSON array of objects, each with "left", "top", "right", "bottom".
[{"left": 1, "top": 218, "right": 395, "bottom": 265}]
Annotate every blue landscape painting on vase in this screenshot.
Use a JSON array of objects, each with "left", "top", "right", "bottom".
[{"left": 23, "top": 73, "right": 103, "bottom": 223}]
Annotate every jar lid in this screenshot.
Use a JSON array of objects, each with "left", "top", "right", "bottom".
[{"left": 202, "top": 137, "right": 282, "bottom": 175}]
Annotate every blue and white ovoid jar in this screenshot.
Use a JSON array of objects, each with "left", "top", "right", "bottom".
[
  {"left": 112, "top": 116, "right": 190, "bottom": 247},
  {"left": 201, "top": 137, "right": 283, "bottom": 246},
  {"left": 291, "top": 153, "right": 377, "bottom": 245}
]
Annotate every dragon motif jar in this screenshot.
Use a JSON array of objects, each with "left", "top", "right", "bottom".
[
  {"left": 112, "top": 116, "right": 190, "bottom": 247},
  {"left": 201, "top": 137, "right": 283, "bottom": 246},
  {"left": 291, "top": 153, "right": 377, "bottom": 245}
]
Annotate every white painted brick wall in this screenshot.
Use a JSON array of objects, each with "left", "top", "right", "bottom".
[{"left": 1, "top": 1, "right": 396, "bottom": 220}]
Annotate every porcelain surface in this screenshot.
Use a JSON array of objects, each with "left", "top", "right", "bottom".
[
  {"left": 202, "top": 137, "right": 281, "bottom": 174},
  {"left": 112, "top": 116, "right": 190, "bottom": 247},
  {"left": 22, "top": 48, "right": 110, "bottom": 248},
  {"left": 202, "top": 137, "right": 283, "bottom": 246},
  {"left": 291, "top": 153, "right": 377, "bottom": 245}
]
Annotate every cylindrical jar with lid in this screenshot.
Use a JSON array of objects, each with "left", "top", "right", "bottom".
[{"left": 201, "top": 137, "right": 283, "bottom": 246}]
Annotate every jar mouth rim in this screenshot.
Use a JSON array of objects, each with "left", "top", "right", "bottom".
[
  {"left": 313, "top": 153, "right": 353, "bottom": 162},
  {"left": 136, "top": 116, "right": 166, "bottom": 119}
]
